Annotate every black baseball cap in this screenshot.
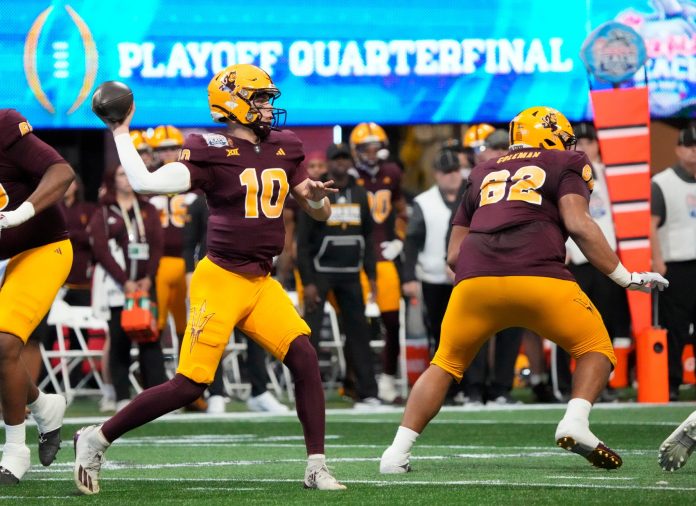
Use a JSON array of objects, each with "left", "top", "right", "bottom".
[
  {"left": 326, "top": 143, "right": 352, "bottom": 160},
  {"left": 575, "top": 123, "right": 597, "bottom": 141},
  {"left": 484, "top": 129, "right": 509, "bottom": 150},
  {"left": 434, "top": 148, "right": 460, "bottom": 173},
  {"left": 678, "top": 127, "right": 696, "bottom": 147}
]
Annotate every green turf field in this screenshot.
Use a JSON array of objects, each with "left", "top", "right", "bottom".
[{"left": 2, "top": 401, "right": 695, "bottom": 505}]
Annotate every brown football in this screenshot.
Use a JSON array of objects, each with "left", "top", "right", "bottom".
[{"left": 91, "top": 81, "right": 133, "bottom": 124}]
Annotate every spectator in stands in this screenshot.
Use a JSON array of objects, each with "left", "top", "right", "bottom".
[
  {"left": 651, "top": 126, "right": 696, "bottom": 401},
  {"left": 184, "top": 193, "right": 289, "bottom": 414},
  {"left": 560, "top": 123, "right": 631, "bottom": 402},
  {"left": 88, "top": 165, "right": 166, "bottom": 412},
  {"left": 297, "top": 142, "right": 380, "bottom": 408}
]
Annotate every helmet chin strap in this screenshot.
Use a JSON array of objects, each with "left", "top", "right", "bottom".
[{"left": 252, "top": 122, "right": 272, "bottom": 140}]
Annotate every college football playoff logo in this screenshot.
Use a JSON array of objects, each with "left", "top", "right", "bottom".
[{"left": 24, "top": 5, "right": 98, "bottom": 115}]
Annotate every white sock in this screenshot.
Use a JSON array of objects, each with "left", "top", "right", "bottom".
[
  {"left": 5, "top": 423, "right": 26, "bottom": 446},
  {"left": 307, "top": 454, "right": 325, "bottom": 467},
  {"left": 28, "top": 391, "right": 65, "bottom": 432},
  {"left": 27, "top": 390, "right": 49, "bottom": 415},
  {"left": 92, "top": 426, "right": 111, "bottom": 451},
  {"left": 102, "top": 384, "right": 116, "bottom": 400},
  {"left": 391, "top": 426, "right": 419, "bottom": 454},
  {"left": 563, "top": 398, "right": 592, "bottom": 422}
]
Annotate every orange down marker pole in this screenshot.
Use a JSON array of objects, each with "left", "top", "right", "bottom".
[{"left": 590, "top": 87, "right": 668, "bottom": 403}]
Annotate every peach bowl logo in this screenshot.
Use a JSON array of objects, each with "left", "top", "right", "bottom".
[{"left": 23, "top": 5, "right": 98, "bottom": 115}]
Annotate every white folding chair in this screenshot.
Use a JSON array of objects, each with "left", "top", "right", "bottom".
[
  {"left": 221, "top": 330, "right": 251, "bottom": 400},
  {"left": 39, "top": 299, "right": 109, "bottom": 404}
]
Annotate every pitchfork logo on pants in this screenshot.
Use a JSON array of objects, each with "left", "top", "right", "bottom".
[{"left": 23, "top": 5, "right": 98, "bottom": 115}]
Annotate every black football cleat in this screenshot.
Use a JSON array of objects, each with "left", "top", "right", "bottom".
[
  {"left": 39, "top": 427, "right": 62, "bottom": 466},
  {"left": 0, "top": 467, "right": 20, "bottom": 485},
  {"left": 556, "top": 436, "right": 622, "bottom": 470}
]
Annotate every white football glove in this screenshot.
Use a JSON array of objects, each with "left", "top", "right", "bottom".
[
  {"left": 380, "top": 239, "right": 403, "bottom": 261},
  {"left": 625, "top": 272, "right": 669, "bottom": 293}
]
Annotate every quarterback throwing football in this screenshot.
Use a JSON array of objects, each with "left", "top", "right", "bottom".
[{"left": 74, "top": 64, "right": 345, "bottom": 493}]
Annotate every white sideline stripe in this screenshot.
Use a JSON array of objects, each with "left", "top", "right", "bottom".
[
  {"left": 619, "top": 239, "right": 651, "bottom": 250},
  {"left": 605, "top": 164, "right": 649, "bottom": 176},
  {"left": 12, "top": 401, "right": 691, "bottom": 430},
  {"left": 547, "top": 475, "right": 634, "bottom": 480},
  {"left": 597, "top": 126, "right": 649, "bottom": 139},
  {"left": 32, "top": 450, "right": 657, "bottom": 474},
  {"left": 612, "top": 201, "right": 650, "bottom": 213},
  {"left": 27, "top": 476, "right": 696, "bottom": 492}
]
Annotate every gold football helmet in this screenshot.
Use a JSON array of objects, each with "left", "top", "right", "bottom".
[
  {"left": 509, "top": 106, "right": 576, "bottom": 150},
  {"left": 208, "top": 64, "right": 286, "bottom": 137},
  {"left": 147, "top": 125, "right": 184, "bottom": 149},
  {"left": 130, "top": 130, "right": 150, "bottom": 153},
  {"left": 462, "top": 123, "right": 495, "bottom": 149},
  {"left": 349, "top": 122, "right": 389, "bottom": 168}
]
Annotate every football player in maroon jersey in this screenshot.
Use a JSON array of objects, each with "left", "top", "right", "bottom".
[
  {"left": 349, "top": 122, "right": 408, "bottom": 403},
  {"left": 74, "top": 64, "right": 345, "bottom": 494},
  {"left": 380, "top": 106, "right": 669, "bottom": 474},
  {"left": 0, "top": 110, "right": 75, "bottom": 483}
]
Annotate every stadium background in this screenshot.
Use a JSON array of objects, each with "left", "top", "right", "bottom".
[{"left": 2, "top": 0, "right": 693, "bottom": 198}]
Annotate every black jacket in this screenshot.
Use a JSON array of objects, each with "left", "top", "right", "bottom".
[{"left": 297, "top": 176, "right": 376, "bottom": 285}]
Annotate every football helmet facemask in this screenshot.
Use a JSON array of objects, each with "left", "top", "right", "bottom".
[
  {"left": 208, "top": 64, "right": 286, "bottom": 139},
  {"left": 350, "top": 122, "right": 389, "bottom": 168},
  {"left": 509, "top": 106, "right": 576, "bottom": 151}
]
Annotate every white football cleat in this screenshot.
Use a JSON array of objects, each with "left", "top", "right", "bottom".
[
  {"left": 380, "top": 445, "right": 411, "bottom": 474},
  {"left": 246, "top": 391, "right": 290, "bottom": 413},
  {"left": 0, "top": 443, "right": 30, "bottom": 484},
  {"left": 304, "top": 460, "right": 346, "bottom": 490},
  {"left": 555, "top": 417, "right": 621, "bottom": 469},
  {"left": 659, "top": 411, "right": 696, "bottom": 472},
  {"left": 74, "top": 425, "right": 108, "bottom": 495}
]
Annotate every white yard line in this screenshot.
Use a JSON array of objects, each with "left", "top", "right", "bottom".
[{"left": 25, "top": 476, "right": 696, "bottom": 492}]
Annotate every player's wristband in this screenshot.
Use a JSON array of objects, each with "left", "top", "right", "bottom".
[
  {"left": 608, "top": 262, "right": 631, "bottom": 287},
  {"left": 307, "top": 198, "right": 325, "bottom": 209}
]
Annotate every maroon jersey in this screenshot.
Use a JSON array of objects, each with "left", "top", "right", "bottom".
[
  {"left": 0, "top": 109, "right": 68, "bottom": 259},
  {"left": 179, "top": 129, "right": 307, "bottom": 275},
  {"left": 452, "top": 148, "right": 593, "bottom": 283},
  {"left": 353, "top": 161, "right": 403, "bottom": 261},
  {"left": 149, "top": 193, "right": 197, "bottom": 257},
  {"left": 88, "top": 200, "right": 163, "bottom": 285},
  {"left": 61, "top": 200, "right": 97, "bottom": 286}
]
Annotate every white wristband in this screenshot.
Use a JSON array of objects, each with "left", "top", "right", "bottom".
[
  {"left": 3, "top": 201, "right": 36, "bottom": 227},
  {"left": 608, "top": 262, "right": 631, "bottom": 287},
  {"left": 307, "top": 198, "right": 325, "bottom": 209}
]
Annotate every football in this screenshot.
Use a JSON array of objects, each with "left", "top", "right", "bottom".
[{"left": 91, "top": 81, "right": 133, "bottom": 124}]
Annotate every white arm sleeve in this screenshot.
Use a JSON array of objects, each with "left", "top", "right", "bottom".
[{"left": 113, "top": 132, "right": 191, "bottom": 194}]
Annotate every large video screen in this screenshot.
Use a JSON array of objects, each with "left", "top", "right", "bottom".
[{"left": 2, "top": 0, "right": 693, "bottom": 127}]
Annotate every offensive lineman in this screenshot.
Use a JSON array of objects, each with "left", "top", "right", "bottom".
[{"left": 380, "top": 106, "right": 669, "bottom": 473}]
